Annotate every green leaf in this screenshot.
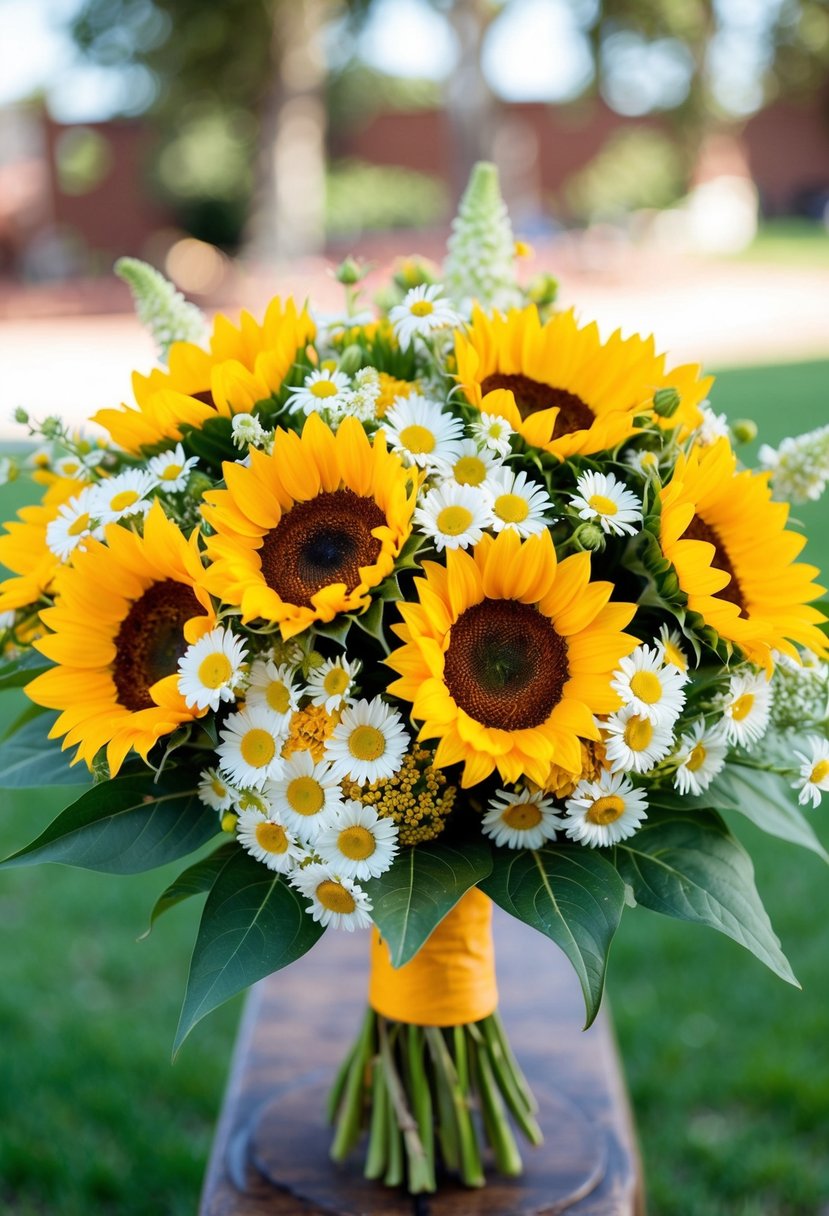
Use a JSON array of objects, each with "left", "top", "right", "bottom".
[
  {"left": 140, "top": 841, "right": 237, "bottom": 938},
  {"left": 364, "top": 840, "right": 493, "bottom": 968},
  {"left": 615, "top": 809, "right": 798, "bottom": 987},
  {"left": 174, "top": 849, "right": 323, "bottom": 1052},
  {"left": 0, "top": 769, "right": 217, "bottom": 873},
  {"left": 0, "top": 699, "right": 49, "bottom": 743},
  {"left": 0, "top": 649, "right": 50, "bottom": 690},
  {"left": 0, "top": 713, "right": 91, "bottom": 787},
  {"left": 709, "top": 763, "right": 829, "bottom": 863},
  {"left": 480, "top": 847, "right": 625, "bottom": 1028}
]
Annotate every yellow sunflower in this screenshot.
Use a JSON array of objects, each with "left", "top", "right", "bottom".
[
  {"left": 93, "top": 296, "right": 315, "bottom": 454},
  {"left": 203, "top": 413, "right": 419, "bottom": 639},
  {"left": 454, "top": 305, "right": 712, "bottom": 459},
  {"left": 386, "top": 528, "right": 637, "bottom": 788},
  {"left": 0, "top": 476, "right": 88, "bottom": 613},
  {"left": 659, "top": 437, "right": 827, "bottom": 669},
  {"left": 25, "top": 503, "right": 215, "bottom": 775}
]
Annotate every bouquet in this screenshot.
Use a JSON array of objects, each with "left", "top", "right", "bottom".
[{"left": 1, "top": 164, "right": 827, "bottom": 1196}]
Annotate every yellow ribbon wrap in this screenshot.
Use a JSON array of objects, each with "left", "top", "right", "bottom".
[{"left": 368, "top": 887, "right": 498, "bottom": 1026}]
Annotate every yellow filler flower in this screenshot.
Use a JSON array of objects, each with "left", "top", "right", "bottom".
[
  {"left": 93, "top": 296, "right": 315, "bottom": 453},
  {"left": 203, "top": 413, "right": 419, "bottom": 639},
  {"left": 659, "top": 437, "right": 827, "bottom": 670},
  {"left": 26, "top": 503, "right": 215, "bottom": 775},
  {"left": 455, "top": 305, "right": 712, "bottom": 460},
  {"left": 386, "top": 528, "right": 637, "bottom": 787}
]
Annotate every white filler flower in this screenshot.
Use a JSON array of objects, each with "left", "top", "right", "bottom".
[
  {"left": 563, "top": 771, "right": 649, "bottom": 848},
  {"left": 389, "top": 284, "right": 461, "bottom": 349},
  {"left": 324, "top": 697, "right": 410, "bottom": 785},
  {"left": 292, "top": 863, "right": 374, "bottom": 931},
  {"left": 571, "top": 470, "right": 643, "bottom": 537},
  {"left": 316, "top": 800, "right": 399, "bottom": 880},
  {"left": 177, "top": 625, "right": 247, "bottom": 711},
  {"left": 481, "top": 787, "right": 562, "bottom": 849}
]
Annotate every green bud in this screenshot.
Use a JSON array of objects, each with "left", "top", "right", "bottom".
[
  {"left": 220, "top": 812, "right": 238, "bottom": 834},
  {"left": 652, "top": 387, "right": 681, "bottom": 418},
  {"left": 526, "top": 272, "right": 559, "bottom": 308},
  {"left": 186, "top": 471, "right": 214, "bottom": 501},
  {"left": 334, "top": 256, "right": 365, "bottom": 286},
  {"left": 573, "top": 522, "right": 605, "bottom": 552},
  {"left": 337, "top": 345, "right": 364, "bottom": 376},
  {"left": 40, "top": 416, "right": 62, "bottom": 439},
  {"left": 731, "top": 418, "right": 758, "bottom": 444},
  {"left": 393, "top": 255, "right": 438, "bottom": 291},
  {"left": 13, "top": 406, "right": 29, "bottom": 425},
  {"left": 306, "top": 649, "right": 325, "bottom": 671}
]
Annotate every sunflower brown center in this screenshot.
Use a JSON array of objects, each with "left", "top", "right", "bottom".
[
  {"left": 443, "top": 599, "right": 568, "bottom": 730},
  {"left": 480, "top": 373, "right": 595, "bottom": 439},
  {"left": 684, "top": 515, "right": 746, "bottom": 613},
  {"left": 111, "top": 579, "right": 201, "bottom": 712},
  {"left": 259, "top": 490, "right": 385, "bottom": 609},
  {"left": 191, "top": 389, "right": 216, "bottom": 408}
]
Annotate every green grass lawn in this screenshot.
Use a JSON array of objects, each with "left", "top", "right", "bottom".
[
  {"left": 727, "top": 218, "right": 829, "bottom": 267},
  {"left": 0, "top": 358, "right": 827, "bottom": 1215}
]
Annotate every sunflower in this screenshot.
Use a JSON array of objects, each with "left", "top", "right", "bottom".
[
  {"left": 25, "top": 503, "right": 215, "bottom": 775},
  {"left": 203, "top": 413, "right": 419, "bottom": 638},
  {"left": 93, "top": 296, "right": 315, "bottom": 454},
  {"left": 454, "top": 305, "right": 712, "bottom": 460},
  {"left": 386, "top": 529, "right": 637, "bottom": 788},
  {"left": 0, "top": 476, "right": 90, "bottom": 613},
  {"left": 659, "top": 437, "right": 827, "bottom": 669}
]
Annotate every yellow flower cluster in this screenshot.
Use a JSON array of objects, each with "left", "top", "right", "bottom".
[
  {"left": 544, "top": 741, "right": 607, "bottom": 800},
  {"left": 282, "top": 705, "right": 339, "bottom": 763},
  {"left": 344, "top": 745, "right": 457, "bottom": 846}
]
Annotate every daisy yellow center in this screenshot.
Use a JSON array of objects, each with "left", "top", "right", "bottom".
[
  {"left": 211, "top": 778, "right": 227, "bottom": 797},
  {"left": 437, "top": 505, "right": 474, "bottom": 537},
  {"left": 323, "top": 667, "right": 350, "bottom": 696},
  {"left": 588, "top": 494, "right": 618, "bottom": 517},
  {"left": 109, "top": 489, "right": 140, "bottom": 512},
  {"left": 454, "top": 455, "right": 487, "bottom": 486},
  {"left": 410, "top": 300, "right": 434, "bottom": 317},
  {"left": 623, "top": 716, "right": 653, "bottom": 751},
  {"left": 197, "top": 652, "right": 233, "bottom": 690},
  {"left": 255, "top": 821, "right": 289, "bottom": 854},
  {"left": 286, "top": 775, "right": 325, "bottom": 816},
  {"left": 349, "top": 724, "right": 385, "bottom": 762},
  {"left": 731, "top": 693, "right": 755, "bottom": 721},
  {"left": 487, "top": 422, "right": 507, "bottom": 438},
  {"left": 494, "top": 493, "right": 529, "bottom": 524},
  {"left": 399, "top": 424, "right": 436, "bottom": 455},
  {"left": 629, "top": 671, "right": 663, "bottom": 704},
  {"left": 586, "top": 794, "right": 625, "bottom": 825},
  {"left": 663, "top": 641, "right": 687, "bottom": 671},
  {"left": 338, "top": 824, "right": 376, "bottom": 860},
  {"left": 161, "top": 464, "right": 183, "bottom": 481},
  {"left": 687, "top": 743, "right": 707, "bottom": 772},
  {"left": 641, "top": 452, "right": 658, "bottom": 468},
  {"left": 809, "top": 759, "right": 829, "bottom": 784},
  {"left": 316, "top": 879, "right": 356, "bottom": 914},
  {"left": 311, "top": 380, "right": 338, "bottom": 398},
  {"left": 241, "top": 728, "right": 276, "bottom": 768},
  {"left": 62, "top": 461, "right": 81, "bottom": 475},
  {"left": 267, "top": 680, "right": 291, "bottom": 714},
  {"left": 68, "top": 512, "right": 90, "bottom": 536},
  {"left": 502, "top": 802, "right": 543, "bottom": 830}
]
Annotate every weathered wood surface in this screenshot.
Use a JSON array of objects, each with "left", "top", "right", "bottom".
[{"left": 199, "top": 909, "right": 645, "bottom": 1215}]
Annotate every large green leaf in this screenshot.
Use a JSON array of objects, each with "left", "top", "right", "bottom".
[
  {"left": 0, "top": 769, "right": 217, "bottom": 873},
  {"left": 709, "top": 763, "right": 829, "bottom": 864},
  {"left": 0, "top": 649, "right": 50, "bottom": 690},
  {"left": 615, "top": 809, "right": 798, "bottom": 987},
  {"left": 364, "top": 840, "right": 493, "bottom": 967},
  {"left": 140, "top": 841, "right": 238, "bottom": 938},
  {"left": 174, "top": 849, "right": 323, "bottom": 1052},
  {"left": 480, "top": 847, "right": 625, "bottom": 1028},
  {"left": 0, "top": 713, "right": 91, "bottom": 787}
]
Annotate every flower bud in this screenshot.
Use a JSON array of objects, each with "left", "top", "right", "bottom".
[
  {"left": 731, "top": 418, "right": 758, "bottom": 444},
  {"left": 220, "top": 812, "right": 238, "bottom": 834},
  {"left": 334, "top": 256, "right": 365, "bottom": 286},
  {"left": 573, "top": 522, "right": 605, "bottom": 552},
  {"left": 186, "top": 471, "right": 215, "bottom": 502},
  {"left": 393, "top": 256, "right": 438, "bottom": 291},
  {"left": 652, "top": 387, "right": 681, "bottom": 418},
  {"left": 337, "top": 345, "right": 364, "bottom": 376},
  {"left": 526, "top": 272, "right": 559, "bottom": 308},
  {"left": 13, "top": 407, "right": 29, "bottom": 425}
]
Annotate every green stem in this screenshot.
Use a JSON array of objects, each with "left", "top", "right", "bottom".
[
  {"left": 479, "top": 1017, "right": 543, "bottom": 1145},
  {"left": 364, "top": 1057, "right": 389, "bottom": 1180},
  {"left": 384, "top": 1076, "right": 404, "bottom": 1187},
  {"left": 450, "top": 1024, "right": 486, "bottom": 1187},
  {"left": 330, "top": 1007, "right": 375, "bottom": 1162},
  {"left": 326, "top": 1035, "right": 359, "bottom": 1123},
  {"left": 423, "top": 1028, "right": 460, "bottom": 1173},
  {"left": 377, "top": 1017, "right": 434, "bottom": 1194},
  {"left": 469, "top": 1028, "right": 523, "bottom": 1177},
  {"left": 406, "top": 1026, "right": 436, "bottom": 1191}
]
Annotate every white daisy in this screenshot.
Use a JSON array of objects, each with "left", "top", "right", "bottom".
[
  {"left": 236, "top": 808, "right": 304, "bottom": 874},
  {"left": 45, "top": 485, "right": 101, "bottom": 561},
  {"left": 483, "top": 467, "right": 555, "bottom": 538},
  {"left": 382, "top": 394, "right": 464, "bottom": 470},
  {"left": 177, "top": 625, "right": 248, "bottom": 711},
  {"left": 54, "top": 454, "right": 90, "bottom": 480},
  {"left": 217, "top": 705, "right": 288, "bottom": 789},
  {"left": 481, "top": 787, "right": 562, "bottom": 850},
  {"left": 719, "top": 670, "right": 772, "bottom": 748},
  {"left": 287, "top": 368, "right": 351, "bottom": 416},
  {"left": 324, "top": 697, "right": 410, "bottom": 785},
  {"left": 672, "top": 719, "right": 728, "bottom": 797},
  {"left": 91, "top": 469, "right": 156, "bottom": 524},
  {"left": 433, "top": 439, "right": 502, "bottom": 489},
  {"left": 793, "top": 736, "right": 829, "bottom": 808},
  {"left": 625, "top": 448, "right": 661, "bottom": 478},
  {"left": 197, "top": 767, "right": 238, "bottom": 813},
  {"left": 304, "top": 655, "right": 361, "bottom": 713},
  {"left": 291, "top": 863, "right": 374, "bottom": 931},
  {"left": 695, "top": 402, "right": 731, "bottom": 446},
  {"left": 264, "top": 750, "right": 343, "bottom": 842},
  {"left": 316, "top": 800, "right": 399, "bottom": 880},
  {"left": 413, "top": 481, "right": 492, "bottom": 552},
  {"left": 147, "top": 443, "right": 199, "bottom": 492},
  {"left": 245, "top": 658, "right": 301, "bottom": 724},
  {"left": 563, "top": 771, "right": 648, "bottom": 848},
  {"left": 388, "top": 284, "right": 461, "bottom": 349},
  {"left": 570, "top": 471, "right": 643, "bottom": 538},
  {"left": 603, "top": 705, "right": 675, "bottom": 775},
  {"left": 657, "top": 624, "right": 689, "bottom": 674},
  {"left": 469, "top": 412, "right": 514, "bottom": 457},
  {"left": 611, "top": 645, "right": 687, "bottom": 726}
]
